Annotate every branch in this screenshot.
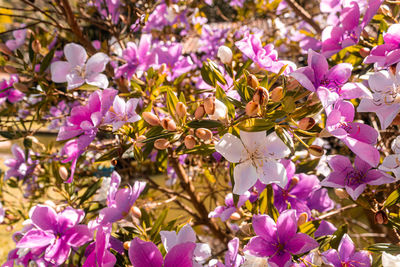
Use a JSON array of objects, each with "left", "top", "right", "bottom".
[{"left": 285, "top": 0, "right": 322, "bottom": 34}]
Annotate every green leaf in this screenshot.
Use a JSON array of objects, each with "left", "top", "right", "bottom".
[
  {"left": 384, "top": 188, "right": 400, "bottom": 208},
  {"left": 180, "top": 144, "right": 215, "bottom": 155},
  {"left": 40, "top": 48, "right": 55, "bottom": 74},
  {"left": 166, "top": 87, "right": 179, "bottom": 121},
  {"left": 299, "top": 220, "right": 320, "bottom": 236},
  {"left": 216, "top": 85, "right": 235, "bottom": 118},
  {"left": 235, "top": 59, "right": 252, "bottom": 80},
  {"left": 201, "top": 62, "right": 215, "bottom": 87},
  {"left": 330, "top": 224, "right": 348, "bottom": 249},
  {"left": 187, "top": 120, "right": 223, "bottom": 129},
  {"left": 237, "top": 118, "right": 274, "bottom": 132},
  {"left": 275, "top": 126, "right": 294, "bottom": 154},
  {"left": 367, "top": 243, "right": 400, "bottom": 253},
  {"left": 150, "top": 208, "right": 169, "bottom": 239},
  {"left": 79, "top": 178, "right": 103, "bottom": 205}
]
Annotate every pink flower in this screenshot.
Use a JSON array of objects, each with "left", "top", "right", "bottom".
[
  {"left": 6, "top": 26, "right": 27, "bottom": 51},
  {"left": 51, "top": 43, "right": 110, "bottom": 90},
  {"left": 104, "top": 96, "right": 141, "bottom": 131}
]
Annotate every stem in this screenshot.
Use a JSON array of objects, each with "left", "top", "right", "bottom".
[
  {"left": 285, "top": 0, "right": 322, "bottom": 34},
  {"left": 168, "top": 150, "right": 229, "bottom": 243}
]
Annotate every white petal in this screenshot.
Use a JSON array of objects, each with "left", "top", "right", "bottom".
[
  {"left": 86, "top": 52, "right": 110, "bottom": 74},
  {"left": 177, "top": 224, "right": 196, "bottom": 244},
  {"left": 194, "top": 243, "right": 211, "bottom": 262},
  {"left": 64, "top": 43, "right": 87, "bottom": 67},
  {"left": 86, "top": 73, "right": 109, "bottom": 89},
  {"left": 257, "top": 161, "right": 287, "bottom": 187},
  {"left": 264, "top": 132, "right": 290, "bottom": 159},
  {"left": 239, "top": 131, "right": 268, "bottom": 154},
  {"left": 160, "top": 230, "right": 178, "bottom": 252},
  {"left": 113, "top": 96, "right": 125, "bottom": 115},
  {"left": 215, "top": 133, "right": 246, "bottom": 163},
  {"left": 368, "top": 71, "right": 394, "bottom": 93},
  {"left": 50, "top": 61, "right": 71, "bottom": 83},
  {"left": 233, "top": 161, "right": 258, "bottom": 195}
]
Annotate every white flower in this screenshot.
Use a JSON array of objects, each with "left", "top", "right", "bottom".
[
  {"left": 382, "top": 252, "right": 400, "bottom": 267},
  {"left": 218, "top": 45, "right": 233, "bottom": 64},
  {"left": 380, "top": 136, "right": 400, "bottom": 180},
  {"left": 160, "top": 224, "right": 211, "bottom": 267},
  {"left": 209, "top": 99, "right": 228, "bottom": 121},
  {"left": 215, "top": 131, "right": 290, "bottom": 195}
]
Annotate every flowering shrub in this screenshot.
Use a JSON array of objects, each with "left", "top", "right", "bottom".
[{"left": 1, "top": 0, "right": 400, "bottom": 266}]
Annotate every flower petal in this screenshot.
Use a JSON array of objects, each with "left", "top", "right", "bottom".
[
  {"left": 129, "top": 238, "right": 163, "bottom": 267},
  {"left": 29, "top": 204, "right": 58, "bottom": 232},
  {"left": 286, "top": 233, "right": 318, "bottom": 255},
  {"left": 64, "top": 43, "right": 87, "bottom": 67},
  {"left": 233, "top": 161, "right": 258, "bottom": 195},
  {"left": 16, "top": 229, "right": 54, "bottom": 248},
  {"left": 164, "top": 242, "right": 196, "bottom": 267},
  {"left": 51, "top": 61, "right": 71, "bottom": 83},
  {"left": 276, "top": 210, "right": 298, "bottom": 243},
  {"left": 85, "top": 52, "right": 109, "bottom": 74},
  {"left": 215, "top": 133, "right": 246, "bottom": 163}
]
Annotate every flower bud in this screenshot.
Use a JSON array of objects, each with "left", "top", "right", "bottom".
[
  {"left": 217, "top": 45, "right": 233, "bottom": 64},
  {"left": 209, "top": 99, "right": 228, "bottom": 121},
  {"left": 123, "top": 241, "right": 131, "bottom": 250},
  {"left": 184, "top": 135, "right": 196, "bottom": 149},
  {"left": 161, "top": 117, "right": 177, "bottom": 131},
  {"left": 230, "top": 212, "right": 241, "bottom": 220},
  {"left": 374, "top": 210, "right": 388, "bottom": 225},
  {"left": 130, "top": 206, "right": 142, "bottom": 219},
  {"left": 136, "top": 135, "right": 146, "bottom": 148},
  {"left": 319, "top": 128, "right": 332, "bottom": 138},
  {"left": 297, "top": 212, "right": 308, "bottom": 226},
  {"left": 253, "top": 86, "right": 269, "bottom": 105},
  {"left": 245, "top": 101, "right": 260, "bottom": 117},
  {"left": 0, "top": 43, "right": 12, "bottom": 56},
  {"left": 359, "top": 47, "right": 370, "bottom": 58},
  {"left": 287, "top": 79, "right": 299, "bottom": 91},
  {"left": 247, "top": 74, "right": 259, "bottom": 88},
  {"left": 334, "top": 188, "right": 349, "bottom": 199},
  {"left": 195, "top": 128, "right": 213, "bottom": 141},
  {"left": 32, "top": 39, "right": 41, "bottom": 54},
  {"left": 308, "top": 145, "right": 324, "bottom": 157},
  {"left": 59, "top": 166, "right": 69, "bottom": 181},
  {"left": 204, "top": 97, "right": 215, "bottom": 115},
  {"left": 195, "top": 104, "right": 205, "bottom": 120},
  {"left": 158, "top": 63, "right": 167, "bottom": 74},
  {"left": 307, "top": 92, "right": 320, "bottom": 105},
  {"left": 4, "top": 65, "right": 17, "bottom": 74},
  {"left": 270, "top": 86, "right": 283, "bottom": 102},
  {"left": 176, "top": 102, "right": 187, "bottom": 119},
  {"left": 154, "top": 138, "right": 170, "bottom": 150},
  {"left": 298, "top": 117, "right": 315, "bottom": 131},
  {"left": 13, "top": 82, "right": 28, "bottom": 92},
  {"left": 142, "top": 112, "right": 160, "bottom": 126}
]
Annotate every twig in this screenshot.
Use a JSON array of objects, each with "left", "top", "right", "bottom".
[
  {"left": 284, "top": 0, "right": 322, "bottom": 34},
  {"left": 317, "top": 204, "right": 357, "bottom": 220}
]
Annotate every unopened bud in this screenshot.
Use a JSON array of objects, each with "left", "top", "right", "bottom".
[
  {"left": 297, "top": 212, "right": 308, "bottom": 226},
  {"left": 247, "top": 74, "right": 259, "bottom": 88},
  {"left": 307, "top": 92, "right": 320, "bottom": 105},
  {"left": 288, "top": 177, "right": 299, "bottom": 191},
  {"left": 130, "top": 206, "right": 142, "bottom": 219},
  {"left": 308, "top": 145, "right": 324, "bottom": 157},
  {"left": 0, "top": 43, "right": 12, "bottom": 55},
  {"left": 319, "top": 128, "right": 332, "bottom": 138},
  {"left": 389, "top": 64, "right": 397, "bottom": 76},
  {"left": 287, "top": 79, "right": 299, "bottom": 91},
  {"left": 298, "top": 117, "right": 315, "bottom": 131},
  {"left": 195, "top": 128, "right": 213, "bottom": 141},
  {"left": 123, "top": 241, "right": 131, "bottom": 250},
  {"left": 154, "top": 138, "right": 170, "bottom": 150},
  {"left": 270, "top": 86, "right": 283, "bottom": 102},
  {"left": 184, "top": 135, "right": 196, "bottom": 149},
  {"left": 59, "top": 166, "right": 69, "bottom": 181},
  {"left": 32, "top": 40, "right": 41, "bottom": 54},
  {"left": 334, "top": 188, "right": 349, "bottom": 199},
  {"left": 158, "top": 63, "right": 167, "bottom": 74},
  {"left": 374, "top": 210, "right": 388, "bottom": 225},
  {"left": 204, "top": 97, "right": 215, "bottom": 115},
  {"left": 245, "top": 101, "right": 260, "bottom": 117},
  {"left": 142, "top": 112, "right": 160, "bottom": 126},
  {"left": 195, "top": 105, "right": 205, "bottom": 120},
  {"left": 13, "top": 82, "right": 28, "bottom": 92},
  {"left": 217, "top": 45, "right": 233, "bottom": 64},
  {"left": 230, "top": 212, "right": 241, "bottom": 220},
  {"left": 253, "top": 87, "right": 269, "bottom": 106},
  {"left": 4, "top": 65, "right": 17, "bottom": 74},
  {"left": 136, "top": 135, "right": 146, "bottom": 148},
  {"left": 359, "top": 47, "right": 370, "bottom": 58},
  {"left": 161, "top": 117, "right": 177, "bottom": 131},
  {"left": 176, "top": 102, "right": 187, "bottom": 118}
]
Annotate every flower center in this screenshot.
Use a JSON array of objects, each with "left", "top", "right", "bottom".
[
  {"left": 320, "top": 78, "right": 343, "bottom": 94},
  {"left": 346, "top": 169, "right": 364, "bottom": 186},
  {"left": 74, "top": 65, "right": 86, "bottom": 78}
]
